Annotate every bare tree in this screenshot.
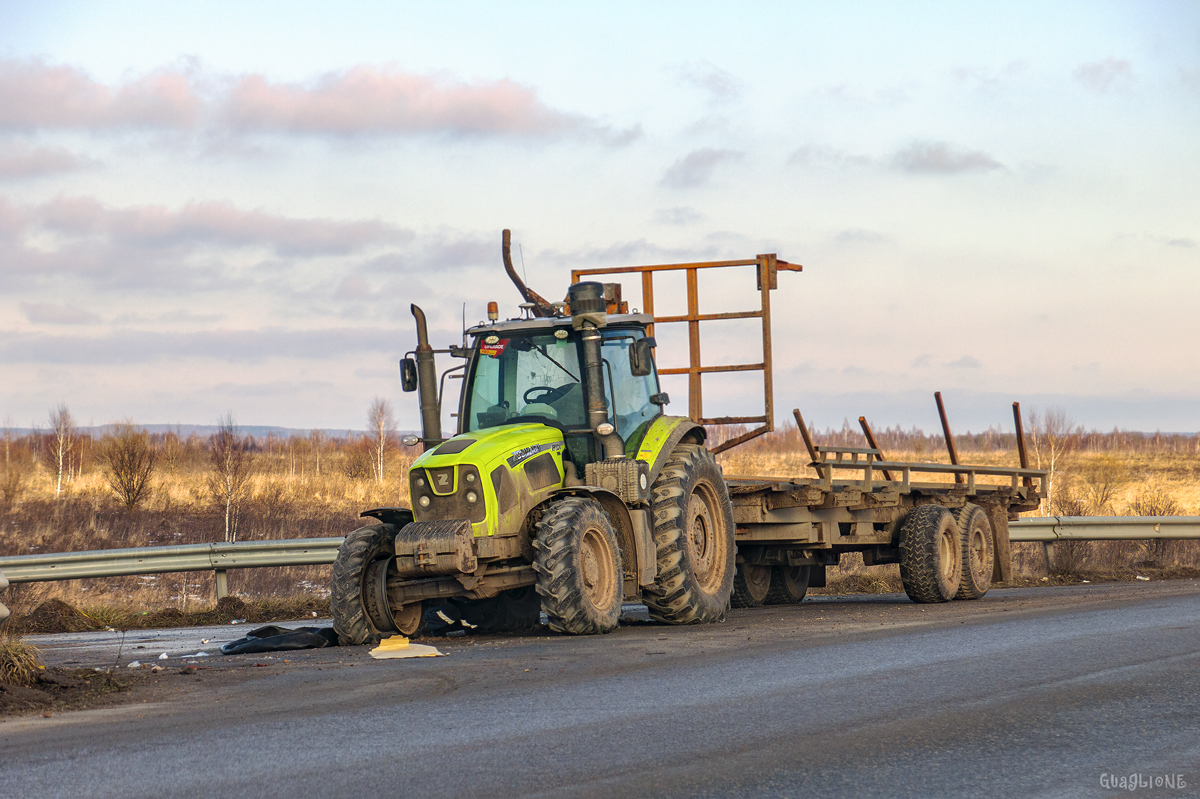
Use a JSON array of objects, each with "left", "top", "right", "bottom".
[
  {"left": 40, "top": 403, "right": 75, "bottom": 498},
  {"left": 208, "top": 413, "right": 253, "bottom": 543},
  {"left": 1077, "top": 455, "right": 1127, "bottom": 514},
  {"left": 309, "top": 429, "right": 326, "bottom": 476},
  {"left": 367, "top": 398, "right": 397, "bottom": 484},
  {"left": 1027, "top": 407, "right": 1076, "bottom": 516},
  {"left": 100, "top": 422, "right": 157, "bottom": 510}
]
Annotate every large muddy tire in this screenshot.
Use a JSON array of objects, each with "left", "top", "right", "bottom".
[
  {"left": 899, "top": 505, "right": 963, "bottom": 604},
  {"left": 731, "top": 562, "right": 772, "bottom": 608},
  {"left": 450, "top": 586, "right": 542, "bottom": 633},
  {"left": 332, "top": 524, "right": 422, "bottom": 645},
  {"left": 644, "top": 444, "right": 736, "bottom": 624},
  {"left": 954, "top": 504, "right": 994, "bottom": 600},
  {"left": 533, "top": 497, "right": 622, "bottom": 635},
  {"left": 764, "top": 565, "right": 811, "bottom": 605}
]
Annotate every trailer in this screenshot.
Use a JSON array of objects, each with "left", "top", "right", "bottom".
[{"left": 330, "top": 232, "right": 1045, "bottom": 642}]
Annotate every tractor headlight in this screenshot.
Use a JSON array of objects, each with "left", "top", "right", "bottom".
[
  {"left": 466, "top": 491, "right": 478, "bottom": 503},
  {"left": 418, "top": 496, "right": 430, "bottom": 507}
]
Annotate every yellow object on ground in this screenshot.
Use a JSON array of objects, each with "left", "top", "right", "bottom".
[{"left": 369, "top": 635, "right": 445, "bottom": 659}]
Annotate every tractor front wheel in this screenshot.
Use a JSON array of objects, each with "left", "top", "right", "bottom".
[
  {"left": 332, "top": 524, "right": 421, "bottom": 644},
  {"left": 533, "top": 497, "right": 623, "bottom": 635}
]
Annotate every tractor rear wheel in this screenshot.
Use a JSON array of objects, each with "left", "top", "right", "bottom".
[
  {"left": 898, "top": 505, "right": 963, "bottom": 604},
  {"left": 764, "top": 565, "right": 811, "bottom": 605},
  {"left": 731, "top": 562, "right": 772, "bottom": 607},
  {"left": 533, "top": 497, "right": 623, "bottom": 635},
  {"left": 332, "top": 524, "right": 422, "bottom": 644},
  {"left": 644, "top": 444, "right": 735, "bottom": 624},
  {"left": 954, "top": 504, "right": 994, "bottom": 600}
]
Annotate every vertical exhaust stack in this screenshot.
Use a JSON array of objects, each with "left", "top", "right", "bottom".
[
  {"left": 411, "top": 304, "right": 442, "bottom": 452},
  {"left": 569, "top": 281, "right": 623, "bottom": 459}
]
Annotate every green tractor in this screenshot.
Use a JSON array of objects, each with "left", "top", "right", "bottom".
[{"left": 332, "top": 232, "right": 736, "bottom": 641}]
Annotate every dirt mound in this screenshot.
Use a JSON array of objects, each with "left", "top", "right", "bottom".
[
  {"left": 0, "top": 668, "right": 130, "bottom": 716},
  {"left": 14, "top": 599, "right": 95, "bottom": 634}
]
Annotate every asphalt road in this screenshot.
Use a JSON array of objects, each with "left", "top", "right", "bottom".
[{"left": 4, "top": 581, "right": 1199, "bottom": 799}]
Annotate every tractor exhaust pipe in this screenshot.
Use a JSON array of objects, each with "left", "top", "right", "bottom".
[
  {"left": 411, "top": 304, "right": 442, "bottom": 452},
  {"left": 568, "top": 282, "right": 623, "bottom": 459}
]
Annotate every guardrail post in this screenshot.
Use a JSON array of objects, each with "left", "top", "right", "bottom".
[
  {"left": 214, "top": 569, "right": 229, "bottom": 600},
  {"left": 0, "top": 568, "right": 9, "bottom": 623},
  {"left": 1043, "top": 541, "right": 1055, "bottom": 573}
]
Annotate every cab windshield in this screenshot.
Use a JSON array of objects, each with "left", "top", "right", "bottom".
[
  {"left": 464, "top": 327, "right": 660, "bottom": 443},
  {"left": 466, "top": 333, "right": 585, "bottom": 431}
]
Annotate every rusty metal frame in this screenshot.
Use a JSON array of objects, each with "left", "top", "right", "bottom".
[{"left": 572, "top": 254, "right": 800, "bottom": 453}]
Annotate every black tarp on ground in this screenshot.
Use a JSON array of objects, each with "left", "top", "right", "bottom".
[{"left": 220, "top": 625, "right": 339, "bottom": 655}]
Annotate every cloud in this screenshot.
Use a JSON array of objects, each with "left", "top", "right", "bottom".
[
  {"left": 0, "top": 58, "right": 636, "bottom": 144},
  {"left": 677, "top": 63, "right": 743, "bottom": 102},
  {"left": 835, "top": 228, "right": 889, "bottom": 245},
  {"left": 0, "top": 144, "right": 90, "bottom": 180},
  {"left": 789, "top": 145, "right": 873, "bottom": 168},
  {"left": 951, "top": 61, "right": 1029, "bottom": 94},
  {"left": 221, "top": 66, "right": 605, "bottom": 138},
  {"left": 1166, "top": 238, "right": 1196, "bottom": 248},
  {"left": 890, "top": 140, "right": 1004, "bottom": 174},
  {"left": 0, "top": 59, "right": 199, "bottom": 130},
  {"left": 1074, "top": 58, "right": 1132, "bottom": 93},
  {"left": 653, "top": 207, "right": 704, "bottom": 226},
  {"left": 20, "top": 302, "right": 102, "bottom": 325},
  {"left": 35, "top": 196, "right": 410, "bottom": 256},
  {"left": 660, "top": 148, "right": 743, "bottom": 188},
  {"left": 946, "top": 355, "right": 982, "bottom": 369},
  {"left": 0, "top": 326, "right": 405, "bottom": 365}
]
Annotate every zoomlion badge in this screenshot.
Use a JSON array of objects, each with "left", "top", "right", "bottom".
[
  {"left": 507, "top": 442, "right": 564, "bottom": 467},
  {"left": 480, "top": 336, "right": 508, "bottom": 358}
]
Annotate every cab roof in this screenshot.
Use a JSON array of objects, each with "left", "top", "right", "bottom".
[{"left": 466, "top": 313, "right": 653, "bottom": 337}]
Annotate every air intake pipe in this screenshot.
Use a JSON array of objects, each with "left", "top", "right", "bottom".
[
  {"left": 569, "top": 282, "right": 624, "bottom": 459},
  {"left": 411, "top": 304, "right": 442, "bottom": 452}
]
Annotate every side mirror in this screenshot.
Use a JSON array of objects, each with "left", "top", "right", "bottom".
[
  {"left": 650, "top": 392, "right": 670, "bottom": 406},
  {"left": 400, "top": 358, "right": 418, "bottom": 392},
  {"left": 630, "top": 339, "right": 655, "bottom": 377}
]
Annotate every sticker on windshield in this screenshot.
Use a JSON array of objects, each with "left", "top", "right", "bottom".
[{"left": 480, "top": 338, "right": 509, "bottom": 358}]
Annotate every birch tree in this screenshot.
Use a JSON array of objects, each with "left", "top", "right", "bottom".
[
  {"left": 41, "top": 403, "right": 75, "bottom": 498},
  {"left": 208, "top": 414, "right": 253, "bottom": 543},
  {"left": 367, "top": 398, "right": 396, "bottom": 484}
]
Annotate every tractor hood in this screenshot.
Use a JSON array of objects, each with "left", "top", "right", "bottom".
[{"left": 412, "top": 423, "right": 566, "bottom": 473}]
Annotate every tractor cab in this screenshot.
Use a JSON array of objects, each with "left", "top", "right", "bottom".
[{"left": 461, "top": 314, "right": 663, "bottom": 469}]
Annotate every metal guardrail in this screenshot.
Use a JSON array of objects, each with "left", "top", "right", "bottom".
[
  {"left": 0, "top": 538, "right": 344, "bottom": 601},
  {"left": 0, "top": 569, "right": 9, "bottom": 623},
  {"left": 0, "top": 516, "right": 1197, "bottom": 622},
  {"left": 1009, "top": 516, "right": 1200, "bottom": 541}
]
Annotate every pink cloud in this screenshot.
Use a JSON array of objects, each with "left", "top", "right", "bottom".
[
  {"left": 221, "top": 66, "right": 586, "bottom": 137},
  {"left": 20, "top": 301, "right": 102, "bottom": 325},
  {"left": 0, "top": 144, "right": 88, "bottom": 179},
  {"left": 0, "top": 59, "right": 635, "bottom": 142},
  {"left": 35, "top": 196, "right": 411, "bottom": 256},
  {"left": 0, "top": 59, "right": 200, "bottom": 129}
]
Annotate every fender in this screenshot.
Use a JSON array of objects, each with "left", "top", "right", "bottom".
[
  {"left": 628, "top": 415, "right": 707, "bottom": 485},
  {"left": 360, "top": 507, "right": 414, "bottom": 529},
  {"left": 551, "top": 487, "right": 656, "bottom": 597}
]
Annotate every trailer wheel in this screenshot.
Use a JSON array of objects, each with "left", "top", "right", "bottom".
[
  {"left": 332, "top": 524, "right": 417, "bottom": 645},
  {"left": 898, "top": 505, "right": 963, "bottom": 603},
  {"left": 731, "top": 563, "right": 772, "bottom": 608},
  {"left": 954, "top": 504, "right": 994, "bottom": 600},
  {"left": 644, "top": 444, "right": 736, "bottom": 624},
  {"left": 764, "top": 565, "right": 811, "bottom": 605},
  {"left": 533, "top": 497, "right": 622, "bottom": 635},
  {"left": 450, "top": 587, "right": 542, "bottom": 633}
]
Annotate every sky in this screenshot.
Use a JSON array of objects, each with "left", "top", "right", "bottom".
[{"left": 0, "top": 0, "right": 1198, "bottom": 437}]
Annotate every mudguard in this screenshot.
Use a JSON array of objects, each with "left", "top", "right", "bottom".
[{"left": 627, "top": 415, "right": 707, "bottom": 484}]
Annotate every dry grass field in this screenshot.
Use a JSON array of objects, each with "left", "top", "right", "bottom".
[{"left": 2, "top": 413, "right": 1198, "bottom": 629}]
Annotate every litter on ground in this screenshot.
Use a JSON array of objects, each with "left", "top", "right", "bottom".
[{"left": 370, "top": 635, "right": 444, "bottom": 659}]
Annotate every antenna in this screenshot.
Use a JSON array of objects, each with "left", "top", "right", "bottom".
[
  {"left": 461, "top": 302, "right": 467, "bottom": 348},
  {"left": 518, "top": 243, "right": 528, "bottom": 285}
]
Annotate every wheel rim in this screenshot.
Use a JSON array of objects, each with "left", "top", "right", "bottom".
[
  {"left": 580, "top": 526, "right": 617, "bottom": 612},
  {"left": 938, "top": 523, "right": 957, "bottom": 582},
  {"left": 969, "top": 528, "right": 988, "bottom": 578},
  {"left": 744, "top": 564, "right": 771, "bottom": 600},
  {"left": 363, "top": 556, "right": 399, "bottom": 634},
  {"left": 687, "top": 483, "right": 726, "bottom": 593},
  {"left": 393, "top": 602, "right": 423, "bottom": 636}
]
